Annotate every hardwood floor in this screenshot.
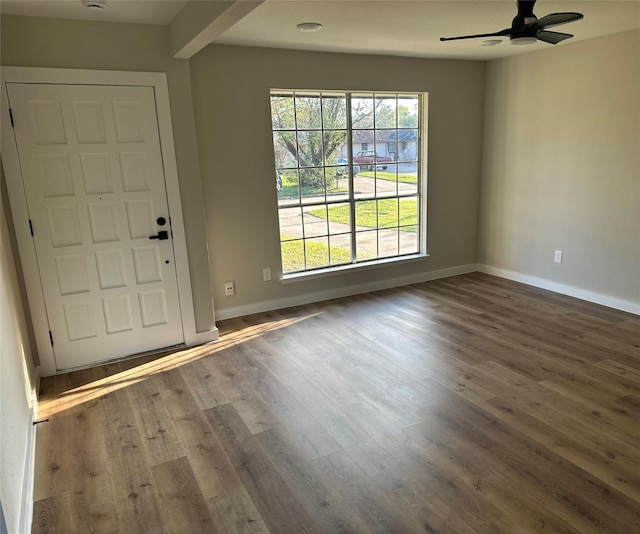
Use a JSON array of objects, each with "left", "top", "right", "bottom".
[{"left": 32, "top": 273, "right": 640, "bottom": 533}]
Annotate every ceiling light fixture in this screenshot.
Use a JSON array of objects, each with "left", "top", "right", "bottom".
[
  {"left": 297, "top": 22, "right": 323, "bottom": 33},
  {"left": 82, "top": 0, "right": 106, "bottom": 9},
  {"left": 481, "top": 39, "right": 502, "bottom": 47},
  {"left": 510, "top": 36, "right": 537, "bottom": 45}
]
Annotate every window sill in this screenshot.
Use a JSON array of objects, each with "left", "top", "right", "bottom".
[{"left": 280, "top": 254, "right": 429, "bottom": 284}]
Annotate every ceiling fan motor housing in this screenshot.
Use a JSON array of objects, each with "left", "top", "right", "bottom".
[{"left": 512, "top": 0, "right": 538, "bottom": 40}]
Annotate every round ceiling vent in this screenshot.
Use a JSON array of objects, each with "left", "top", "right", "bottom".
[
  {"left": 82, "top": 0, "right": 106, "bottom": 9},
  {"left": 297, "top": 22, "right": 323, "bottom": 33}
]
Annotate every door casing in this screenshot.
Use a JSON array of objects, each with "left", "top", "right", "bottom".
[{"left": 1, "top": 67, "right": 218, "bottom": 376}]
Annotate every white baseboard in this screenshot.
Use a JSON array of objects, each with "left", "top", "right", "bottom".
[
  {"left": 215, "top": 263, "right": 639, "bottom": 321},
  {"left": 478, "top": 264, "right": 640, "bottom": 316},
  {"left": 215, "top": 263, "right": 478, "bottom": 321}
]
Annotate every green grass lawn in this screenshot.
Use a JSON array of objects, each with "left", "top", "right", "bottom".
[
  {"left": 278, "top": 172, "right": 347, "bottom": 198},
  {"left": 359, "top": 171, "right": 417, "bottom": 184},
  {"left": 281, "top": 235, "right": 351, "bottom": 272},
  {"left": 309, "top": 199, "right": 418, "bottom": 232}
]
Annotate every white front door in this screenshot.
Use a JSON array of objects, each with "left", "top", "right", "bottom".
[{"left": 7, "top": 83, "right": 185, "bottom": 371}]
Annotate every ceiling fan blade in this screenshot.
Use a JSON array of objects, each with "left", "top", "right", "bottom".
[
  {"left": 536, "top": 30, "right": 574, "bottom": 44},
  {"left": 527, "top": 12, "right": 583, "bottom": 31},
  {"left": 440, "top": 29, "right": 510, "bottom": 42}
]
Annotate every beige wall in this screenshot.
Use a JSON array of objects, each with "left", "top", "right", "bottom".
[
  {"left": 190, "top": 45, "right": 485, "bottom": 317},
  {"left": 479, "top": 30, "right": 640, "bottom": 309},
  {"left": 1, "top": 166, "right": 38, "bottom": 534},
  {"left": 1, "top": 14, "right": 215, "bottom": 332}
]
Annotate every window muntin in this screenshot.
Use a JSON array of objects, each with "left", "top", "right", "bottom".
[{"left": 270, "top": 90, "right": 423, "bottom": 275}]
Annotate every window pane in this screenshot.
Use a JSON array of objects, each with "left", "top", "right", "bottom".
[
  {"left": 398, "top": 96, "right": 419, "bottom": 128},
  {"left": 398, "top": 162, "right": 418, "bottom": 196},
  {"left": 305, "top": 237, "right": 330, "bottom": 269},
  {"left": 324, "top": 130, "right": 347, "bottom": 167},
  {"left": 400, "top": 226, "right": 419, "bottom": 255},
  {"left": 277, "top": 170, "right": 300, "bottom": 206},
  {"left": 329, "top": 163, "right": 345, "bottom": 180},
  {"left": 329, "top": 233, "right": 352, "bottom": 266},
  {"left": 325, "top": 202, "right": 351, "bottom": 232},
  {"left": 353, "top": 130, "right": 375, "bottom": 171},
  {"left": 355, "top": 170, "right": 375, "bottom": 201},
  {"left": 278, "top": 206, "right": 303, "bottom": 238},
  {"left": 296, "top": 95, "right": 322, "bottom": 129},
  {"left": 273, "top": 132, "right": 298, "bottom": 169},
  {"left": 299, "top": 168, "right": 325, "bottom": 203},
  {"left": 325, "top": 166, "right": 339, "bottom": 195},
  {"left": 322, "top": 95, "right": 347, "bottom": 129},
  {"left": 378, "top": 198, "right": 399, "bottom": 229},
  {"left": 375, "top": 96, "right": 396, "bottom": 128},
  {"left": 399, "top": 197, "right": 419, "bottom": 227},
  {"left": 355, "top": 200, "right": 377, "bottom": 229},
  {"left": 387, "top": 140, "right": 398, "bottom": 161},
  {"left": 379, "top": 230, "right": 399, "bottom": 258},
  {"left": 281, "top": 238, "right": 306, "bottom": 272},
  {"left": 375, "top": 164, "right": 398, "bottom": 199},
  {"left": 396, "top": 130, "right": 418, "bottom": 162},
  {"left": 271, "top": 94, "right": 295, "bottom": 130},
  {"left": 304, "top": 205, "right": 328, "bottom": 238},
  {"left": 297, "top": 131, "right": 323, "bottom": 167},
  {"left": 356, "top": 230, "right": 377, "bottom": 261},
  {"left": 352, "top": 96, "right": 374, "bottom": 129},
  {"left": 356, "top": 230, "right": 378, "bottom": 261},
  {"left": 328, "top": 168, "right": 349, "bottom": 202}
]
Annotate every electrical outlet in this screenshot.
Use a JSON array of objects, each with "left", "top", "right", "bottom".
[
  {"left": 554, "top": 250, "right": 563, "bottom": 264},
  {"left": 224, "top": 281, "right": 235, "bottom": 296},
  {"left": 263, "top": 268, "right": 272, "bottom": 282}
]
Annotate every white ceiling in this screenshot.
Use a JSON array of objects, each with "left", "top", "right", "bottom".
[
  {"left": 0, "top": 0, "right": 188, "bottom": 25},
  {"left": 218, "top": 1, "right": 640, "bottom": 60},
  {"left": 1, "top": 0, "right": 639, "bottom": 60}
]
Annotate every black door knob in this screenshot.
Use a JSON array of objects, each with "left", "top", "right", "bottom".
[{"left": 149, "top": 230, "right": 169, "bottom": 240}]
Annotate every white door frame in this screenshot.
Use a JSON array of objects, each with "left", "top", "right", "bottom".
[{"left": 1, "top": 67, "right": 217, "bottom": 376}]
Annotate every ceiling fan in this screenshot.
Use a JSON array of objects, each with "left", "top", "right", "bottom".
[{"left": 440, "top": 0, "right": 584, "bottom": 46}]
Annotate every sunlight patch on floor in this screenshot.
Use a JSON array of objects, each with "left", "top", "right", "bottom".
[{"left": 38, "top": 313, "right": 318, "bottom": 418}]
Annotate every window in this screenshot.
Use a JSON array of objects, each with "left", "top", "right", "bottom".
[{"left": 270, "top": 90, "right": 424, "bottom": 275}]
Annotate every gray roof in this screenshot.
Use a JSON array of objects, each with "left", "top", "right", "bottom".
[
  {"left": 385, "top": 129, "right": 418, "bottom": 142},
  {"left": 352, "top": 129, "right": 418, "bottom": 143}
]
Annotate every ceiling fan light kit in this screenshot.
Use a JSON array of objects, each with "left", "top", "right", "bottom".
[
  {"left": 440, "top": 0, "right": 583, "bottom": 47},
  {"left": 510, "top": 36, "right": 538, "bottom": 45}
]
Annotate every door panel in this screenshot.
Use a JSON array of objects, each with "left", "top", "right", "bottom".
[{"left": 7, "top": 83, "right": 185, "bottom": 370}]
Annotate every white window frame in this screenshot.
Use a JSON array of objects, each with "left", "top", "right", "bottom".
[{"left": 270, "top": 90, "right": 428, "bottom": 281}]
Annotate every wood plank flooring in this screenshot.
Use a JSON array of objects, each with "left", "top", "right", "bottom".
[{"left": 32, "top": 273, "right": 640, "bottom": 533}]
